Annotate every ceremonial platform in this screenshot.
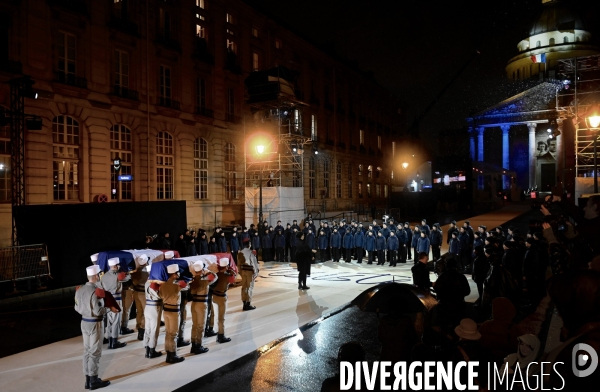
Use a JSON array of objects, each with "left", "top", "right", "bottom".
[{"left": 0, "top": 205, "right": 529, "bottom": 392}]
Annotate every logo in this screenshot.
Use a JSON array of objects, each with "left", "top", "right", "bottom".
[{"left": 572, "top": 343, "right": 598, "bottom": 378}]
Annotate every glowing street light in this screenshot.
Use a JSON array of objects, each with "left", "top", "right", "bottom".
[
  {"left": 402, "top": 162, "right": 409, "bottom": 170},
  {"left": 256, "top": 144, "right": 265, "bottom": 155},
  {"left": 585, "top": 102, "right": 600, "bottom": 193}
]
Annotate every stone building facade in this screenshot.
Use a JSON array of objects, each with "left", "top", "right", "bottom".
[{"left": 0, "top": 0, "right": 403, "bottom": 247}]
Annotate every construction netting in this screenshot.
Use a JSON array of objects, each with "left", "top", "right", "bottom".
[{"left": 245, "top": 186, "right": 304, "bottom": 227}]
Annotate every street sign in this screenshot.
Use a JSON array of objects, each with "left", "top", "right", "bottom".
[{"left": 118, "top": 174, "right": 132, "bottom": 181}]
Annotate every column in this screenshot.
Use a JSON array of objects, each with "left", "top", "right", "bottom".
[
  {"left": 501, "top": 125, "right": 510, "bottom": 190},
  {"left": 477, "top": 127, "right": 484, "bottom": 162},
  {"left": 528, "top": 123, "right": 537, "bottom": 190},
  {"left": 469, "top": 130, "right": 476, "bottom": 161}
]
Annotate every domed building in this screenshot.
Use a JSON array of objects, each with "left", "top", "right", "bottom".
[
  {"left": 468, "top": 0, "right": 600, "bottom": 199},
  {"left": 506, "top": 0, "right": 599, "bottom": 80}
]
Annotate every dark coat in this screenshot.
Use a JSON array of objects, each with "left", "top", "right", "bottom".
[
  {"left": 380, "top": 227, "right": 391, "bottom": 239},
  {"left": 365, "top": 234, "right": 376, "bottom": 251},
  {"left": 275, "top": 233, "right": 286, "bottom": 248},
  {"left": 230, "top": 235, "right": 240, "bottom": 252},
  {"left": 458, "top": 232, "right": 470, "bottom": 253},
  {"left": 295, "top": 240, "right": 313, "bottom": 276},
  {"left": 208, "top": 241, "right": 218, "bottom": 253},
  {"left": 430, "top": 230, "right": 442, "bottom": 246},
  {"left": 306, "top": 233, "right": 316, "bottom": 249},
  {"left": 420, "top": 224, "right": 431, "bottom": 237},
  {"left": 397, "top": 229, "right": 408, "bottom": 245},
  {"left": 353, "top": 231, "right": 365, "bottom": 248},
  {"left": 405, "top": 228, "right": 413, "bottom": 247},
  {"left": 416, "top": 236, "right": 430, "bottom": 253},
  {"left": 251, "top": 234, "right": 261, "bottom": 250},
  {"left": 317, "top": 234, "right": 329, "bottom": 250},
  {"left": 330, "top": 232, "right": 341, "bottom": 248},
  {"left": 343, "top": 232, "right": 355, "bottom": 249},
  {"left": 411, "top": 230, "right": 420, "bottom": 247},
  {"left": 261, "top": 234, "right": 273, "bottom": 249},
  {"left": 412, "top": 262, "right": 431, "bottom": 290},
  {"left": 176, "top": 238, "right": 188, "bottom": 257},
  {"left": 472, "top": 254, "right": 490, "bottom": 283},
  {"left": 387, "top": 235, "right": 399, "bottom": 250},
  {"left": 449, "top": 237, "right": 460, "bottom": 255},
  {"left": 435, "top": 269, "right": 471, "bottom": 303},
  {"left": 289, "top": 232, "right": 298, "bottom": 247},
  {"left": 198, "top": 238, "right": 209, "bottom": 255},
  {"left": 447, "top": 227, "right": 459, "bottom": 244},
  {"left": 218, "top": 236, "right": 228, "bottom": 253},
  {"left": 375, "top": 236, "right": 386, "bottom": 251}
]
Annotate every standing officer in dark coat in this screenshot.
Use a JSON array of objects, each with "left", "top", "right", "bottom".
[
  {"left": 447, "top": 220, "right": 459, "bottom": 245},
  {"left": 412, "top": 252, "right": 432, "bottom": 291},
  {"left": 317, "top": 229, "right": 329, "bottom": 263},
  {"left": 295, "top": 232, "right": 314, "bottom": 290},
  {"left": 420, "top": 219, "right": 431, "bottom": 237},
  {"left": 284, "top": 223, "right": 292, "bottom": 262},
  {"left": 404, "top": 222, "right": 413, "bottom": 260},
  {"left": 434, "top": 258, "right": 471, "bottom": 329},
  {"left": 354, "top": 225, "right": 365, "bottom": 263},
  {"left": 387, "top": 231, "right": 399, "bottom": 266},
  {"left": 261, "top": 229, "right": 272, "bottom": 262},
  {"left": 343, "top": 228, "right": 355, "bottom": 263},
  {"left": 430, "top": 224, "right": 443, "bottom": 261},
  {"left": 330, "top": 227, "right": 341, "bottom": 262},
  {"left": 274, "top": 229, "right": 286, "bottom": 263},
  {"left": 396, "top": 223, "right": 408, "bottom": 263}
]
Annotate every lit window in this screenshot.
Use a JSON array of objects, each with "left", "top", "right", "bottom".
[
  {"left": 392, "top": 141, "right": 395, "bottom": 158},
  {"left": 311, "top": 114, "right": 317, "bottom": 140},
  {"left": 367, "top": 165, "right": 372, "bottom": 178},
  {"left": 359, "top": 129, "right": 364, "bottom": 145},
  {"left": 196, "top": 14, "right": 205, "bottom": 21},
  {"left": 159, "top": 65, "right": 172, "bottom": 105},
  {"left": 226, "top": 38, "right": 236, "bottom": 53},
  {"left": 384, "top": 184, "right": 388, "bottom": 198},
  {"left": 156, "top": 131, "right": 174, "bottom": 200},
  {"left": 252, "top": 52, "right": 259, "bottom": 71},
  {"left": 275, "top": 38, "right": 282, "bottom": 49},
  {"left": 367, "top": 183, "right": 371, "bottom": 198},
  {"left": 225, "top": 143, "right": 237, "bottom": 199},
  {"left": 0, "top": 123, "right": 10, "bottom": 202},
  {"left": 110, "top": 125, "right": 132, "bottom": 200},
  {"left": 194, "top": 138, "right": 208, "bottom": 199},
  {"left": 358, "top": 164, "right": 362, "bottom": 176},
  {"left": 196, "top": 24, "right": 205, "bottom": 38},
  {"left": 227, "top": 88, "right": 235, "bottom": 118},
  {"left": 52, "top": 116, "right": 80, "bottom": 201},
  {"left": 293, "top": 109, "right": 301, "bottom": 133},
  {"left": 226, "top": 29, "right": 234, "bottom": 36},
  {"left": 377, "top": 135, "right": 381, "bottom": 150},
  {"left": 226, "top": 13, "right": 234, "bottom": 24},
  {"left": 196, "top": 0, "right": 204, "bottom": 9},
  {"left": 358, "top": 182, "right": 362, "bottom": 198},
  {"left": 252, "top": 27, "right": 258, "bottom": 37}
]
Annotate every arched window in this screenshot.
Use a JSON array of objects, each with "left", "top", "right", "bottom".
[
  {"left": 156, "top": 131, "right": 174, "bottom": 200},
  {"left": 323, "top": 160, "right": 330, "bottom": 198},
  {"left": 347, "top": 163, "right": 353, "bottom": 198},
  {"left": 110, "top": 125, "right": 132, "bottom": 200},
  {"left": 549, "top": 38, "right": 555, "bottom": 46},
  {"left": 0, "top": 112, "right": 10, "bottom": 202},
  {"left": 53, "top": 115, "right": 80, "bottom": 201},
  {"left": 563, "top": 36, "right": 569, "bottom": 43},
  {"left": 224, "top": 142, "right": 237, "bottom": 199},
  {"left": 309, "top": 156, "right": 316, "bottom": 199},
  {"left": 194, "top": 138, "right": 208, "bottom": 199},
  {"left": 336, "top": 161, "right": 342, "bottom": 198}
]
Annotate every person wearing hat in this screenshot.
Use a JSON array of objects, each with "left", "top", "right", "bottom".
[
  {"left": 75, "top": 264, "right": 116, "bottom": 390},
  {"left": 430, "top": 224, "right": 443, "bottom": 261},
  {"left": 189, "top": 262, "right": 215, "bottom": 355},
  {"left": 207, "top": 258, "right": 235, "bottom": 343},
  {"left": 159, "top": 263, "right": 187, "bottom": 363},
  {"left": 365, "top": 230, "right": 376, "bottom": 264},
  {"left": 284, "top": 223, "right": 292, "bottom": 262},
  {"left": 330, "top": 227, "right": 341, "bottom": 263},
  {"left": 230, "top": 230, "right": 240, "bottom": 265},
  {"left": 275, "top": 228, "right": 286, "bottom": 263},
  {"left": 289, "top": 227, "right": 298, "bottom": 263},
  {"left": 295, "top": 231, "right": 314, "bottom": 290},
  {"left": 101, "top": 257, "right": 128, "bottom": 349},
  {"left": 447, "top": 221, "right": 458, "bottom": 245},
  {"left": 143, "top": 264, "right": 163, "bottom": 359},
  {"left": 412, "top": 252, "right": 432, "bottom": 291},
  {"left": 131, "top": 254, "right": 150, "bottom": 341},
  {"left": 395, "top": 223, "right": 408, "bottom": 263},
  {"left": 239, "top": 240, "right": 259, "bottom": 311},
  {"left": 353, "top": 224, "right": 365, "bottom": 263},
  {"left": 420, "top": 219, "right": 430, "bottom": 237},
  {"left": 454, "top": 318, "right": 482, "bottom": 344},
  {"left": 387, "top": 231, "right": 399, "bottom": 267},
  {"left": 260, "top": 228, "right": 272, "bottom": 262},
  {"left": 342, "top": 227, "right": 354, "bottom": 263},
  {"left": 404, "top": 222, "right": 413, "bottom": 260}
]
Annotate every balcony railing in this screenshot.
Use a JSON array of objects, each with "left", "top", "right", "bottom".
[
  {"left": 226, "top": 113, "right": 241, "bottom": 123},
  {"left": 158, "top": 97, "right": 180, "bottom": 110},
  {"left": 0, "top": 60, "right": 22, "bottom": 74},
  {"left": 54, "top": 71, "right": 88, "bottom": 88},
  {"left": 113, "top": 85, "right": 139, "bottom": 100},
  {"left": 108, "top": 15, "right": 139, "bottom": 37},
  {"left": 195, "top": 106, "right": 214, "bottom": 118}
]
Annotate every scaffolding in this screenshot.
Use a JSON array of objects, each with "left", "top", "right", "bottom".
[
  {"left": 243, "top": 66, "right": 312, "bottom": 189},
  {"left": 556, "top": 55, "right": 600, "bottom": 183}
]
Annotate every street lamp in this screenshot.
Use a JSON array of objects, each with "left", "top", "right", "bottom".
[
  {"left": 585, "top": 103, "right": 600, "bottom": 193},
  {"left": 402, "top": 162, "right": 409, "bottom": 170},
  {"left": 256, "top": 144, "right": 265, "bottom": 230}
]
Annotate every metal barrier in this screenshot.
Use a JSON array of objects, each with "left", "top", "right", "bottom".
[{"left": 0, "top": 244, "right": 50, "bottom": 291}]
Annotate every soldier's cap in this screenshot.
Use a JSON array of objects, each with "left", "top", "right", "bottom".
[
  {"left": 219, "top": 258, "right": 229, "bottom": 267},
  {"left": 434, "top": 223, "right": 440, "bottom": 228},
  {"left": 193, "top": 263, "right": 203, "bottom": 272},
  {"left": 451, "top": 220, "right": 457, "bottom": 225},
  {"left": 90, "top": 253, "right": 99, "bottom": 262},
  {"left": 479, "top": 225, "right": 487, "bottom": 229},
  {"left": 405, "top": 222, "right": 410, "bottom": 225},
  {"left": 243, "top": 226, "right": 248, "bottom": 230},
  {"left": 421, "top": 219, "right": 427, "bottom": 223},
  {"left": 86, "top": 265, "right": 101, "bottom": 276},
  {"left": 108, "top": 257, "right": 120, "bottom": 267},
  {"left": 167, "top": 264, "right": 179, "bottom": 274},
  {"left": 165, "top": 251, "right": 175, "bottom": 259},
  {"left": 359, "top": 223, "right": 363, "bottom": 226},
  {"left": 136, "top": 254, "right": 149, "bottom": 265},
  {"left": 465, "top": 220, "right": 470, "bottom": 224}
]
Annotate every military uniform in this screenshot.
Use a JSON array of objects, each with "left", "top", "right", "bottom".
[
  {"left": 119, "top": 277, "right": 135, "bottom": 335},
  {"left": 189, "top": 265, "right": 212, "bottom": 354},
  {"left": 143, "top": 280, "right": 163, "bottom": 358},
  {"left": 159, "top": 274, "right": 185, "bottom": 363},
  {"left": 100, "top": 266, "right": 127, "bottom": 349},
  {"left": 239, "top": 247, "right": 259, "bottom": 310},
  {"left": 130, "top": 266, "right": 148, "bottom": 339},
  {"left": 208, "top": 265, "right": 234, "bottom": 342}
]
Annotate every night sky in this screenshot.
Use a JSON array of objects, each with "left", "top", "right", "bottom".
[{"left": 245, "top": 0, "right": 600, "bottom": 147}]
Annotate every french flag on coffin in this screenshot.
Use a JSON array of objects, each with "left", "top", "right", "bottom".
[{"left": 530, "top": 53, "right": 546, "bottom": 63}]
